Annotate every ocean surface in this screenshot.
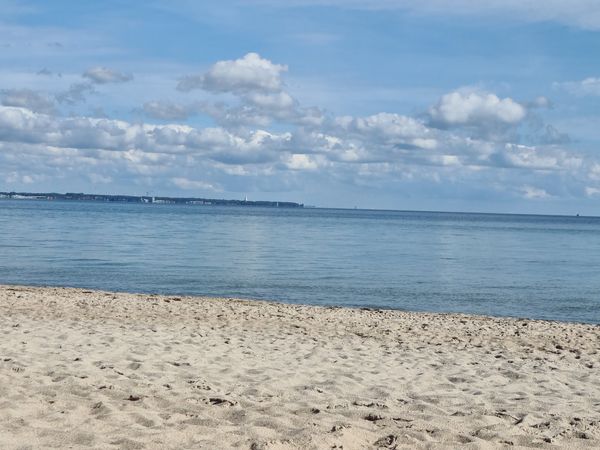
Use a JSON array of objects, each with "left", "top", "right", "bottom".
[{"left": 1, "top": 199, "right": 599, "bottom": 324}]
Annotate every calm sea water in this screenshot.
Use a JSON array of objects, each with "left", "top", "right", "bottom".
[{"left": 1, "top": 200, "right": 599, "bottom": 323}]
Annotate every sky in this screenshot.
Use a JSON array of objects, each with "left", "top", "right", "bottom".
[{"left": 1, "top": 0, "right": 599, "bottom": 214}]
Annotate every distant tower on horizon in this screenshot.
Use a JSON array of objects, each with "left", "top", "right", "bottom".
[{"left": 244, "top": 195, "right": 248, "bottom": 202}]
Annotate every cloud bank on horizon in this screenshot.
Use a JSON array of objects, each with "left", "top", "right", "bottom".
[{"left": 0, "top": 0, "right": 599, "bottom": 214}]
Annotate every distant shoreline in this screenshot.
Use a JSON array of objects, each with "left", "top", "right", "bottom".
[
  {"left": 0, "top": 191, "right": 303, "bottom": 208},
  {"left": 2, "top": 193, "right": 597, "bottom": 219}
]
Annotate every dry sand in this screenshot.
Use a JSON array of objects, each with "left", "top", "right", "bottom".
[{"left": 1, "top": 285, "right": 599, "bottom": 449}]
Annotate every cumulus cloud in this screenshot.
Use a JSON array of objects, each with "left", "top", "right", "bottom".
[
  {"left": 284, "top": 153, "right": 326, "bottom": 170},
  {"left": 1, "top": 88, "right": 55, "bottom": 114},
  {"left": 538, "top": 124, "right": 570, "bottom": 145},
  {"left": 52, "top": 66, "right": 133, "bottom": 107},
  {"left": 177, "top": 52, "right": 286, "bottom": 93},
  {"left": 55, "top": 82, "right": 95, "bottom": 105},
  {"left": 520, "top": 185, "right": 551, "bottom": 199},
  {"left": 532, "top": 96, "right": 551, "bottom": 109},
  {"left": 141, "top": 100, "right": 203, "bottom": 121},
  {"left": 0, "top": 51, "right": 597, "bottom": 205},
  {"left": 5, "top": 171, "right": 42, "bottom": 184},
  {"left": 585, "top": 186, "right": 600, "bottom": 197},
  {"left": 335, "top": 112, "right": 434, "bottom": 147},
  {"left": 428, "top": 90, "right": 527, "bottom": 128},
  {"left": 210, "top": 98, "right": 325, "bottom": 129},
  {"left": 588, "top": 164, "right": 600, "bottom": 181},
  {"left": 174, "top": 53, "right": 317, "bottom": 129},
  {"left": 83, "top": 66, "right": 133, "bottom": 84},
  {"left": 88, "top": 173, "right": 113, "bottom": 184},
  {"left": 201, "top": 103, "right": 273, "bottom": 128},
  {"left": 171, "top": 177, "right": 220, "bottom": 191},
  {"left": 0, "top": 97, "right": 595, "bottom": 203},
  {"left": 555, "top": 77, "right": 600, "bottom": 96},
  {"left": 493, "top": 144, "right": 582, "bottom": 171},
  {"left": 245, "top": 91, "right": 295, "bottom": 110},
  {"left": 0, "top": 105, "right": 291, "bottom": 166},
  {"left": 0, "top": 98, "right": 581, "bottom": 184}
]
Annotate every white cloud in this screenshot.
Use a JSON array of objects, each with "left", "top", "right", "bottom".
[
  {"left": 520, "top": 185, "right": 550, "bottom": 199},
  {"left": 555, "top": 77, "right": 600, "bottom": 96},
  {"left": 171, "top": 177, "right": 220, "bottom": 191},
  {"left": 499, "top": 144, "right": 582, "bottom": 171},
  {"left": 55, "top": 82, "right": 95, "bottom": 105},
  {"left": 1, "top": 88, "right": 55, "bottom": 114},
  {"left": 202, "top": 98, "right": 321, "bottom": 129},
  {"left": 0, "top": 48, "right": 598, "bottom": 206},
  {"left": 201, "top": 103, "right": 273, "bottom": 128},
  {"left": 538, "top": 125, "right": 570, "bottom": 145},
  {"left": 0, "top": 89, "right": 588, "bottom": 189},
  {"left": 438, "top": 154, "right": 461, "bottom": 166},
  {"left": 345, "top": 112, "right": 432, "bottom": 144},
  {"left": 327, "top": 112, "right": 439, "bottom": 161},
  {"left": 83, "top": 66, "right": 133, "bottom": 84},
  {"left": 285, "top": 153, "right": 324, "bottom": 170},
  {"left": 142, "top": 100, "right": 203, "bottom": 121},
  {"left": 6, "top": 172, "right": 39, "bottom": 184},
  {"left": 88, "top": 173, "right": 113, "bottom": 184},
  {"left": 0, "top": 105, "right": 299, "bottom": 172},
  {"left": 428, "top": 91, "right": 527, "bottom": 128},
  {"left": 245, "top": 91, "right": 295, "bottom": 110},
  {"left": 588, "top": 163, "right": 600, "bottom": 180},
  {"left": 528, "top": 96, "right": 552, "bottom": 109},
  {"left": 585, "top": 186, "right": 600, "bottom": 197},
  {"left": 173, "top": 53, "right": 321, "bottom": 129},
  {"left": 177, "top": 52, "right": 287, "bottom": 93}
]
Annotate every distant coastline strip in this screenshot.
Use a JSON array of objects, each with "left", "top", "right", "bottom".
[{"left": 0, "top": 191, "right": 303, "bottom": 208}]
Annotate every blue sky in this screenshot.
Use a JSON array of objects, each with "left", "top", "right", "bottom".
[{"left": 1, "top": 0, "right": 600, "bottom": 214}]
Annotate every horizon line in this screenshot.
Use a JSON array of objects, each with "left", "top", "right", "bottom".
[{"left": 1, "top": 189, "right": 596, "bottom": 219}]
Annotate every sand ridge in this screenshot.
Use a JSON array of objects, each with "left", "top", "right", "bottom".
[{"left": 1, "top": 284, "right": 599, "bottom": 449}]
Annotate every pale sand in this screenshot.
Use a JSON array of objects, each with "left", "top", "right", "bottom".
[{"left": 1, "top": 285, "right": 599, "bottom": 449}]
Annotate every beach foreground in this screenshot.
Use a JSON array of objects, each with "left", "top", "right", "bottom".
[{"left": 1, "top": 285, "right": 599, "bottom": 449}]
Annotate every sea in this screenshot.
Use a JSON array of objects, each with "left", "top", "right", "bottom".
[{"left": 1, "top": 199, "right": 599, "bottom": 324}]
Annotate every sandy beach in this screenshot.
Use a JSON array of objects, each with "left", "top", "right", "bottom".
[{"left": 0, "top": 285, "right": 599, "bottom": 449}]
